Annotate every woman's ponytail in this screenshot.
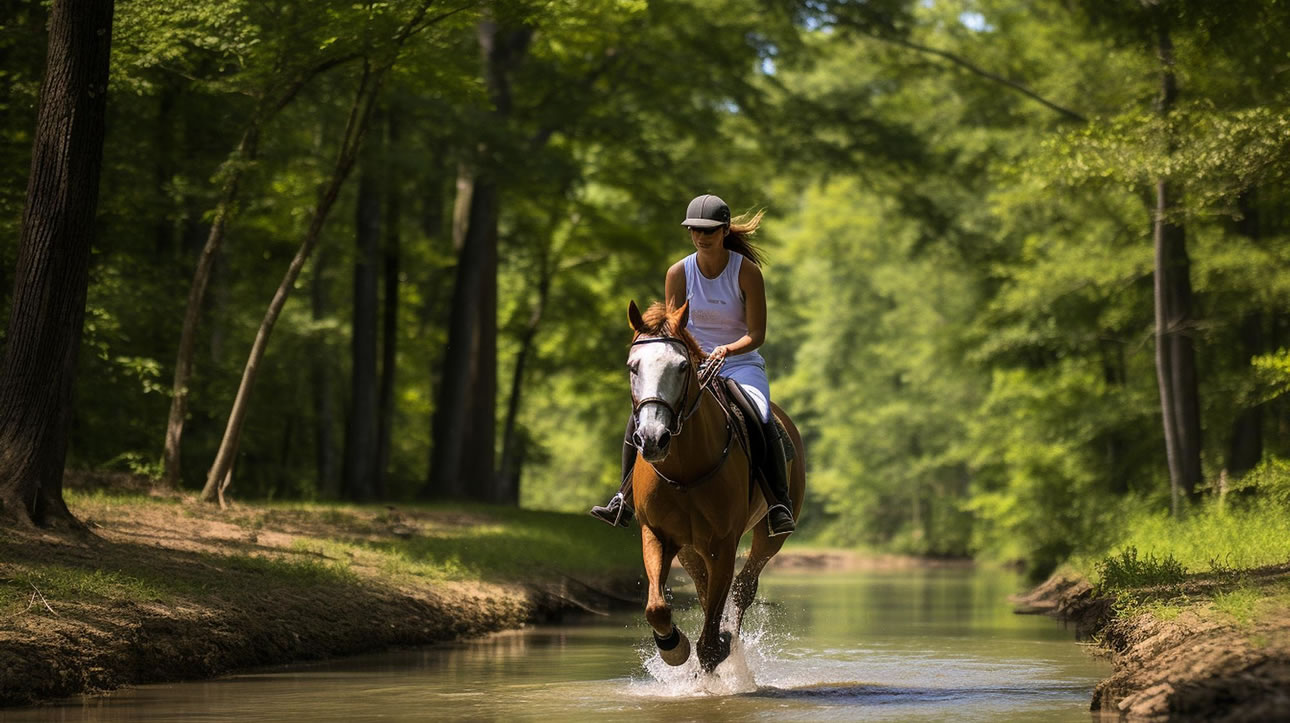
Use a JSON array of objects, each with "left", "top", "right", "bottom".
[{"left": 723, "top": 208, "right": 766, "bottom": 266}]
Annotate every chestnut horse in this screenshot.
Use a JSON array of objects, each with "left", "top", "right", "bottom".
[{"left": 626, "top": 300, "right": 806, "bottom": 672}]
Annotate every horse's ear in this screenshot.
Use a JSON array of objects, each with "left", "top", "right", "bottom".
[
  {"left": 674, "top": 300, "right": 690, "bottom": 330},
  {"left": 628, "top": 300, "right": 646, "bottom": 333}
]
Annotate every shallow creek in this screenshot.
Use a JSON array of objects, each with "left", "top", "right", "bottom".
[{"left": 7, "top": 566, "right": 1109, "bottom": 721}]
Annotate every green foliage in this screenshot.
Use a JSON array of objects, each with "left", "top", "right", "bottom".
[
  {"left": 1252, "top": 348, "right": 1290, "bottom": 405},
  {"left": 5, "top": 0, "right": 1290, "bottom": 583}
]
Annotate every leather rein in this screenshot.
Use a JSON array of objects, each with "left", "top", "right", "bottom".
[{"left": 629, "top": 335, "right": 732, "bottom": 492}]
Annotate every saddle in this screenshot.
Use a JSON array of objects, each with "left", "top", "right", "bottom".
[{"left": 708, "top": 376, "right": 794, "bottom": 499}]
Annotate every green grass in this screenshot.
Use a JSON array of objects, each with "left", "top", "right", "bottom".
[
  {"left": 286, "top": 504, "right": 642, "bottom": 584},
  {"left": 1, "top": 565, "right": 180, "bottom": 615},
  {"left": 215, "top": 551, "right": 360, "bottom": 586},
  {"left": 1210, "top": 586, "right": 1261, "bottom": 627},
  {"left": 64, "top": 488, "right": 181, "bottom": 509},
  {"left": 1094, "top": 546, "right": 1187, "bottom": 593}
]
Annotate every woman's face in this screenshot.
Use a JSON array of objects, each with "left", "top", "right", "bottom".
[{"left": 688, "top": 225, "right": 725, "bottom": 252}]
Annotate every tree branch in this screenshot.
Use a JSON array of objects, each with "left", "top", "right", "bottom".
[{"left": 834, "top": 17, "right": 1087, "bottom": 124}]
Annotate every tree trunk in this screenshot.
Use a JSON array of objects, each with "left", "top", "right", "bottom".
[
  {"left": 1226, "top": 191, "right": 1264, "bottom": 477},
  {"left": 153, "top": 83, "right": 177, "bottom": 258},
  {"left": 424, "top": 19, "right": 531, "bottom": 502},
  {"left": 1100, "top": 339, "right": 1131, "bottom": 495},
  {"left": 465, "top": 179, "right": 500, "bottom": 502},
  {"left": 0, "top": 0, "right": 114, "bottom": 528},
  {"left": 342, "top": 114, "right": 382, "bottom": 502},
  {"left": 426, "top": 176, "right": 494, "bottom": 499},
  {"left": 311, "top": 246, "right": 338, "bottom": 497},
  {"left": 202, "top": 66, "right": 384, "bottom": 504},
  {"left": 1151, "top": 20, "right": 1202, "bottom": 515},
  {"left": 496, "top": 257, "right": 551, "bottom": 504},
  {"left": 375, "top": 113, "right": 402, "bottom": 499}
]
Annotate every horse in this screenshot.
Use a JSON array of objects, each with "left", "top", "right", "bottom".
[{"left": 625, "top": 299, "right": 806, "bottom": 672}]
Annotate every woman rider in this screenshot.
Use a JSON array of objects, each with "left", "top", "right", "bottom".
[{"left": 590, "top": 194, "right": 796, "bottom": 537}]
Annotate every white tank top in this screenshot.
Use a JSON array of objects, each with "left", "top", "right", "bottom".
[{"left": 683, "top": 252, "right": 764, "bottom": 368}]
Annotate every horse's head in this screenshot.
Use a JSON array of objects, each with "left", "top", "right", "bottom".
[{"left": 626, "top": 300, "right": 700, "bottom": 463}]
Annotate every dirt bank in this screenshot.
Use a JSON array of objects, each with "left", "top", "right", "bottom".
[
  {"left": 0, "top": 491, "right": 643, "bottom": 708},
  {"left": 1015, "top": 567, "right": 1290, "bottom": 721}
]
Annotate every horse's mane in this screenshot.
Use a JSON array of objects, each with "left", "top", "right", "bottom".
[{"left": 637, "top": 301, "right": 703, "bottom": 360}]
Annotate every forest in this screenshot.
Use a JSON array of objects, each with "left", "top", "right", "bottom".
[{"left": 2, "top": 0, "right": 1289, "bottom": 577}]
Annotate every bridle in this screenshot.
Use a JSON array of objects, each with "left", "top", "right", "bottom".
[{"left": 629, "top": 334, "right": 732, "bottom": 490}]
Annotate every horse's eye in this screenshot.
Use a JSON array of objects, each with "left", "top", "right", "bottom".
[
  {"left": 678, "top": 359, "right": 689, "bottom": 370},
  {"left": 627, "top": 361, "right": 639, "bottom": 375}
]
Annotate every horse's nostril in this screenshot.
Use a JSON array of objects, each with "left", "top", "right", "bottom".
[
  {"left": 633, "top": 432, "right": 646, "bottom": 450},
  {"left": 658, "top": 430, "right": 672, "bottom": 448}
]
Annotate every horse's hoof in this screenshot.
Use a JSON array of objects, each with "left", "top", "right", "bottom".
[
  {"left": 655, "top": 626, "right": 690, "bottom": 666},
  {"left": 699, "top": 631, "right": 733, "bottom": 672}
]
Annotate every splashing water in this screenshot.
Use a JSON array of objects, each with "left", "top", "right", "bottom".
[{"left": 629, "top": 596, "right": 793, "bottom": 697}]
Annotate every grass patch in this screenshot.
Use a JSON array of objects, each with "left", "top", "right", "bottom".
[
  {"left": 1210, "top": 586, "right": 1261, "bottom": 627},
  {"left": 1143, "top": 600, "right": 1185, "bottom": 622},
  {"left": 1, "top": 565, "right": 179, "bottom": 614},
  {"left": 64, "top": 488, "right": 181, "bottom": 511},
  {"left": 1094, "top": 546, "right": 1187, "bottom": 593},
  {"left": 215, "top": 553, "right": 360, "bottom": 586}
]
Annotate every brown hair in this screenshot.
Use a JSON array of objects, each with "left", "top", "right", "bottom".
[{"left": 723, "top": 208, "right": 766, "bottom": 266}]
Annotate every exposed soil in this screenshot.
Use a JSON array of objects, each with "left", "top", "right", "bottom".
[
  {"left": 0, "top": 492, "right": 641, "bottom": 708},
  {"left": 1015, "top": 569, "right": 1290, "bottom": 721}
]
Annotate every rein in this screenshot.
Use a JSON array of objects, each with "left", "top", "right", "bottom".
[{"left": 630, "top": 335, "right": 732, "bottom": 492}]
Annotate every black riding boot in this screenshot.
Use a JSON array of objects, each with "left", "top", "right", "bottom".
[
  {"left": 760, "top": 417, "right": 796, "bottom": 537},
  {"left": 590, "top": 417, "right": 637, "bottom": 528}
]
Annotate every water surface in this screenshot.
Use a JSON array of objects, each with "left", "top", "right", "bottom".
[{"left": 7, "top": 567, "right": 1108, "bottom": 721}]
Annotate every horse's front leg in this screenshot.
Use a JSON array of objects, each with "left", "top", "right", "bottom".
[
  {"left": 696, "top": 536, "right": 739, "bottom": 672},
  {"left": 641, "top": 525, "right": 688, "bottom": 666}
]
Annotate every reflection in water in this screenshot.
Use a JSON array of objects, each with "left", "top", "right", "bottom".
[{"left": 5, "top": 567, "right": 1108, "bottom": 722}]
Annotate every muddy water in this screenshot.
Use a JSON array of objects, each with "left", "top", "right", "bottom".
[{"left": 7, "top": 567, "right": 1108, "bottom": 721}]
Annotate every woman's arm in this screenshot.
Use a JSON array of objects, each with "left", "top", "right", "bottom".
[
  {"left": 665, "top": 260, "right": 686, "bottom": 311},
  {"left": 709, "top": 260, "right": 766, "bottom": 360}
]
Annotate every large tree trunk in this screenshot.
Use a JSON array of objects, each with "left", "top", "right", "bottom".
[
  {"left": 1151, "top": 20, "right": 1203, "bottom": 515},
  {"left": 466, "top": 178, "right": 500, "bottom": 502},
  {"left": 342, "top": 115, "right": 382, "bottom": 502},
  {"left": 375, "top": 114, "right": 402, "bottom": 499},
  {"left": 426, "top": 176, "right": 494, "bottom": 499},
  {"left": 202, "top": 66, "right": 384, "bottom": 504},
  {"left": 424, "top": 19, "right": 531, "bottom": 502},
  {"left": 0, "top": 0, "right": 114, "bottom": 528},
  {"left": 311, "top": 246, "right": 339, "bottom": 497}
]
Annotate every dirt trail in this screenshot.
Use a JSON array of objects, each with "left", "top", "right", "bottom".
[{"left": 1015, "top": 570, "right": 1290, "bottom": 721}]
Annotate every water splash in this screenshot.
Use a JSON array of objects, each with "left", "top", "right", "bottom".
[{"left": 628, "top": 599, "right": 793, "bottom": 697}]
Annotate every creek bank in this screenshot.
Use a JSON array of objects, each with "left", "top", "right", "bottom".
[
  {"left": 0, "top": 491, "right": 643, "bottom": 708},
  {"left": 1015, "top": 567, "right": 1290, "bottom": 721}
]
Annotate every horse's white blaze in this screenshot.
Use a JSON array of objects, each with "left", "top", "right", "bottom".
[{"left": 629, "top": 339, "right": 690, "bottom": 460}]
